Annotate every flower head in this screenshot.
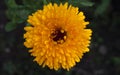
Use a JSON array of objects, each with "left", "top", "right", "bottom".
[{"left": 24, "top": 3, "right": 92, "bottom": 71}]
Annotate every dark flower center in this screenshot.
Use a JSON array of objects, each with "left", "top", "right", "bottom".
[{"left": 51, "top": 28, "right": 67, "bottom": 44}]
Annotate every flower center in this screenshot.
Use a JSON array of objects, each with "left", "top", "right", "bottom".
[{"left": 51, "top": 28, "right": 67, "bottom": 44}]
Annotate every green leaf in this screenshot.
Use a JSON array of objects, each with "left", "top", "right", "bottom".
[
  {"left": 80, "top": 1, "right": 94, "bottom": 7},
  {"left": 16, "top": 9, "right": 30, "bottom": 23},
  {"left": 94, "top": 0, "right": 111, "bottom": 16},
  {"left": 69, "top": 0, "right": 94, "bottom": 7},
  {"left": 5, "top": 22, "right": 17, "bottom": 32},
  {"left": 5, "top": 0, "right": 18, "bottom": 8},
  {"left": 43, "top": 0, "right": 48, "bottom": 5},
  {"left": 22, "top": 0, "right": 43, "bottom": 10},
  {"left": 6, "top": 8, "right": 17, "bottom": 20}
]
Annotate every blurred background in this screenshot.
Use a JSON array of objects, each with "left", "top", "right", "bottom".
[{"left": 0, "top": 0, "right": 120, "bottom": 75}]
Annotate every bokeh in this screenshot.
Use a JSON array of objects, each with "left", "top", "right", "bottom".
[{"left": 0, "top": 0, "right": 120, "bottom": 75}]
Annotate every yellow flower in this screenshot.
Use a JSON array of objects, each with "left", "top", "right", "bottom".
[{"left": 24, "top": 3, "right": 92, "bottom": 71}]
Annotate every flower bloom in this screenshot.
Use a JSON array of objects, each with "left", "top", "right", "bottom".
[{"left": 24, "top": 3, "right": 92, "bottom": 71}]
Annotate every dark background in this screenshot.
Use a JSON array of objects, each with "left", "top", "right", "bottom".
[{"left": 0, "top": 0, "right": 120, "bottom": 75}]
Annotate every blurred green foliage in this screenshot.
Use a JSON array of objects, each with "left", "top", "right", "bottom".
[
  {"left": 0, "top": 0, "right": 120, "bottom": 75},
  {"left": 5, "top": 0, "right": 94, "bottom": 32},
  {"left": 5, "top": 0, "right": 43, "bottom": 31}
]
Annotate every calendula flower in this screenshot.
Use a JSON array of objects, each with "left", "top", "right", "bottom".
[{"left": 24, "top": 3, "right": 92, "bottom": 71}]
